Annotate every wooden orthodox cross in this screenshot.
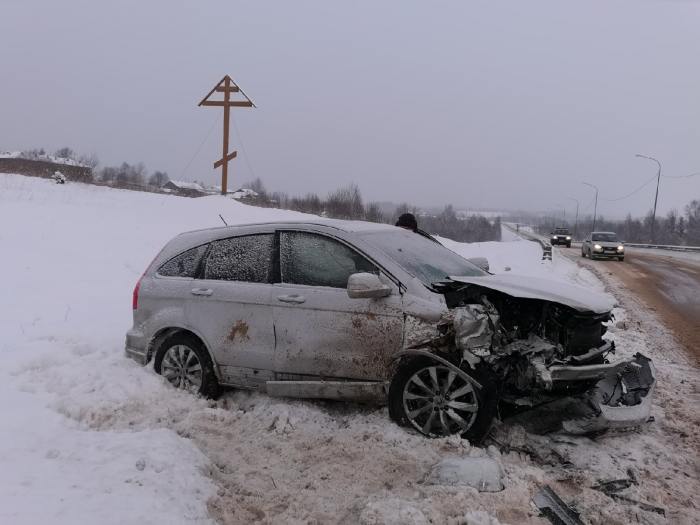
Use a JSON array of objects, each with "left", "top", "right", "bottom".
[{"left": 198, "top": 76, "right": 254, "bottom": 195}]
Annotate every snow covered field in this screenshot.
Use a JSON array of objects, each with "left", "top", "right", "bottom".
[{"left": 1, "top": 173, "right": 698, "bottom": 524}]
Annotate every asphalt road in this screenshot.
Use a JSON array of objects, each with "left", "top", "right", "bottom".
[{"left": 562, "top": 246, "right": 700, "bottom": 362}]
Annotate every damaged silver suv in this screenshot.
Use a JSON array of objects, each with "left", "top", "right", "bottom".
[{"left": 126, "top": 220, "right": 655, "bottom": 443}]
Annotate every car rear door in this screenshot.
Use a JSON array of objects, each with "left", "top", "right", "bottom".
[
  {"left": 271, "top": 230, "right": 404, "bottom": 382},
  {"left": 187, "top": 232, "right": 276, "bottom": 388}
]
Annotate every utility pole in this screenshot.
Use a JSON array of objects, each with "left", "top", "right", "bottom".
[
  {"left": 635, "top": 154, "right": 662, "bottom": 243},
  {"left": 199, "top": 76, "right": 255, "bottom": 195},
  {"left": 583, "top": 182, "right": 599, "bottom": 232},
  {"left": 567, "top": 197, "right": 579, "bottom": 239}
]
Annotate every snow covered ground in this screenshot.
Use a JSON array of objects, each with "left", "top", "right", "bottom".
[{"left": 1, "top": 173, "right": 698, "bottom": 524}]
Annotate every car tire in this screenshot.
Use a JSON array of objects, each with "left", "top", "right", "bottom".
[
  {"left": 618, "top": 257, "right": 624, "bottom": 262},
  {"left": 566, "top": 243, "right": 571, "bottom": 248},
  {"left": 154, "top": 333, "right": 221, "bottom": 398},
  {"left": 581, "top": 249, "right": 586, "bottom": 258},
  {"left": 388, "top": 357, "right": 498, "bottom": 444}
]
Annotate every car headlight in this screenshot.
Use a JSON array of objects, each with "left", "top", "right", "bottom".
[
  {"left": 617, "top": 245, "right": 624, "bottom": 251},
  {"left": 566, "top": 236, "right": 571, "bottom": 240},
  {"left": 551, "top": 236, "right": 557, "bottom": 239},
  {"left": 594, "top": 244, "right": 602, "bottom": 251}
]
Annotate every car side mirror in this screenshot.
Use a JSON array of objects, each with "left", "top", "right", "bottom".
[
  {"left": 347, "top": 273, "right": 391, "bottom": 299},
  {"left": 467, "top": 257, "right": 490, "bottom": 272}
]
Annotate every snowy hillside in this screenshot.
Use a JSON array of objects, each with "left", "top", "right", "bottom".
[
  {"left": 2, "top": 173, "right": 697, "bottom": 524},
  {"left": 0, "top": 174, "right": 311, "bottom": 524}
]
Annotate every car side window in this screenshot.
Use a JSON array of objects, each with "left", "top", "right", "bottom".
[
  {"left": 204, "top": 234, "right": 274, "bottom": 283},
  {"left": 158, "top": 245, "right": 208, "bottom": 278},
  {"left": 280, "top": 231, "right": 377, "bottom": 288}
]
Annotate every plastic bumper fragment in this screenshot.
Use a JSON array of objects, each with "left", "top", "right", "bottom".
[{"left": 562, "top": 353, "right": 655, "bottom": 434}]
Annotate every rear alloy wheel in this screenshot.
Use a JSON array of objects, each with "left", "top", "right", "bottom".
[
  {"left": 389, "top": 358, "right": 497, "bottom": 443},
  {"left": 154, "top": 333, "right": 221, "bottom": 398}
]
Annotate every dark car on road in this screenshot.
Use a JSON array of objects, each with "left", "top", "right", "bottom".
[{"left": 550, "top": 228, "right": 572, "bottom": 247}]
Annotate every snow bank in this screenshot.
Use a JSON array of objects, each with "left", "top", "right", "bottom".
[{"left": 0, "top": 174, "right": 309, "bottom": 524}]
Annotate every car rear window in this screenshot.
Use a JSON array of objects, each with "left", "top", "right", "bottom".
[
  {"left": 158, "top": 245, "right": 208, "bottom": 278},
  {"left": 204, "top": 234, "right": 274, "bottom": 283}
]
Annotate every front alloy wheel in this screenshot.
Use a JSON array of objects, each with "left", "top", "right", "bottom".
[
  {"left": 403, "top": 365, "right": 478, "bottom": 436},
  {"left": 389, "top": 358, "right": 497, "bottom": 443}
]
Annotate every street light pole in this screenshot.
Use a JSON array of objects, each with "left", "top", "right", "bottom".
[
  {"left": 635, "top": 154, "right": 662, "bottom": 243},
  {"left": 567, "top": 197, "right": 579, "bottom": 239},
  {"left": 583, "top": 182, "right": 599, "bottom": 232},
  {"left": 555, "top": 203, "right": 566, "bottom": 220}
]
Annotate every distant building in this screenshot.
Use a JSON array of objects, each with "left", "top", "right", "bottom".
[
  {"left": 230, "top": 188, "right": 259, "bottom": 200},
  {"left": 162, "top": 180, "right": 205, "bottom": 196},
  {"left": 164, "top": 180, "right": 204, "bottom": 191}
]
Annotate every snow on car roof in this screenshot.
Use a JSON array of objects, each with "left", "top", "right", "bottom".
[
  {"left": 185, "top": 218, "right": 397, "bottom": 235},
  {"left": 156, "top": 219, "right": 399, "bottom": 263}
]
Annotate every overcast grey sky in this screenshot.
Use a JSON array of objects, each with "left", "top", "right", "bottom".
[{"left": 1, "top": 0, "right": 698, "bottom": 218}]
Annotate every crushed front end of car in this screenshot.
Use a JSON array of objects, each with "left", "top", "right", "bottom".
[{"left": 416, "top": 278, "right": 655, "bottom": 436}]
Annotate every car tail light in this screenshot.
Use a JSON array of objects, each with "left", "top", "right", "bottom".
[
  {"left": 132, "top": 248, "right": 167, "bottom": 310},
  {"left": 132, "top": 274, "right": 144, "bottom": 310}
]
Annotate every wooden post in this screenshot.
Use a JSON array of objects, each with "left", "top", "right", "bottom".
[
  {"left": 199, "top": 76, "right": 254, "bottom": 195},
  {"left": 221, "top": 77, "right": 230, "bottom": 195}
]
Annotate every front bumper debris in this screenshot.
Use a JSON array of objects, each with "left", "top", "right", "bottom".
[{"left": 561, "top": 353, "right": 655, "bottom": 434}]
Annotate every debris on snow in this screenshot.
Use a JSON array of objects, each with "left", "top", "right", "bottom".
[
  {"left": 427, "top": 457, "right": 505, "bottom": 492},
  {"left": 531, "top": 485, "right": 584, "bottom": 525}
]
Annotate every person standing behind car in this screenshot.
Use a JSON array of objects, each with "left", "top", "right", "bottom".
[
  {"left": 395, "top": 212, "right": 441, "bottom": 244},
  {"left": 395, "top": 213, "right": 418, "bottom": 232}
]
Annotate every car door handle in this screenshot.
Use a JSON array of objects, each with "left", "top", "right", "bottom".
[
  {"left": 191, "top": 288, "right": 213, "bottom": 296},
  {"left": 277, "top": 294, "right": 306, "bottom": 304}
]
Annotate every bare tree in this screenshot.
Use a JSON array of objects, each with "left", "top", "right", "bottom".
[
  {"left": 100, "top": 166, "right": 118, "bottom": 183},
  {"left": 78, "top": 153, "right": 99, "bottom": 170},
  {"left": 148, "top": 171, "right": 170, "bottom": 187},
  {"left": 244, "top": 177, "right": 267, "bottom": 195},
  {"left": 54, "top": 147, "right": 74, "bottom": 160},
  {"left": 365, "top": 202, "right": 384, "bottom": 223},
  {"left": 686, "top": 200, "right": 700, "bottom": 245},
  {"left": 327, "top": 183, "right": 364, "bottom": 219}
]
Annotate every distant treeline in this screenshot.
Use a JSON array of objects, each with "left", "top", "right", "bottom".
[
  {"left": 242, "top": 178, "right": 502, "bottom": 243},
  {"left": 19, "top": 147, "right": 171, "bottom": 188},
  {"left": 15, "top": 147, "right": 502, "bottom": 242},
  {"left": 535, "top": 202, "right": 700, "bottom": 246}
]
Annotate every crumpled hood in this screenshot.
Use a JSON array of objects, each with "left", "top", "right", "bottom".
[{"left": 448, "top": 273, "right": 615, "bottom": 314}]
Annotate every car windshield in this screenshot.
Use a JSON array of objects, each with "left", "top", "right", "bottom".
[
  {"left": 592, "top": 233, "right": 618, "bottom": 242},
  {"left": 554, "top": 229, "right": 570, "bottom": 235},
  {"left": 359, "top": 229, "right": 486, "bottom": 286}
]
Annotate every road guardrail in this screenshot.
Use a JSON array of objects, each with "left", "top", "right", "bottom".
[
  {"left": 504, "top": 224, "right": 552, "bottom": 260},
  {"left": 624, "top": 243, "right": 700, "bottom": 253}
]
